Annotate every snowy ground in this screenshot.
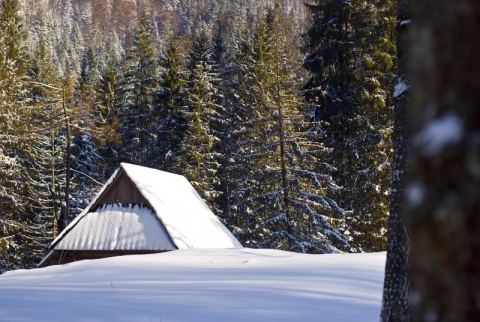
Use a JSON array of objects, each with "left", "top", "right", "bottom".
[{"left": 0, "top": 249, "right": 385, "bottom": 322}]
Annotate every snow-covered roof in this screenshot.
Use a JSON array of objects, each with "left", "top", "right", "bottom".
[
  {"left": 51, "top": 163, "right": 242, "bottom": 251},
  {"left": 55, "top": 204, "right": 176, "bottom": 250}
]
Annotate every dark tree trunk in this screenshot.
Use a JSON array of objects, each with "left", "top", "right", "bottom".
[
  {"left": 61, "top": 85, "right": 71, "bottom": 231},
  {"left": 407, "top": 1, "right": 480, "bottom": 321},
  {"left": 381, "top": 1, "right": 410, "bottom": 321}
]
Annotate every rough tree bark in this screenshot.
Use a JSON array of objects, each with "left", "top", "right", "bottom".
[
  {"left": 407, "top": 1, "right": 480, "bottom": 321},
  {"left": 380, "top": 0, "right": 410, "bottom": 321}
]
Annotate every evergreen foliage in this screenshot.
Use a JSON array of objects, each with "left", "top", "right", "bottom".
[
  {"left": 227, "top": 7, "right": 349, "bottom": 253},
  {"left": 173, "top": 28, "right": 223, "bottom": 211},
  {"left": 0, "top": 0, "right": 397, "bottom": 271},
  {"left": 156, "top": 35, "right": 187, "bottom": 172},
  {"left": 0, "top": 0, "right": 55, "bottom": 271},
  {"left": 96, "top": 54, "right": 123, "bottom": 176},
  {"left": 119, "top": 10, "right": 160, "bottom": 166},
  {"left": 208, "top": 31, "right": 235, "bottom": 220},
  {"left": 303, "top": 0, "right": 395, "bottom": 251}
]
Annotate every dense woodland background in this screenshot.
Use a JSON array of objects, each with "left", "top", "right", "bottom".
[{"left": 0, "top": 0, "right": 396, "bottom": 272}]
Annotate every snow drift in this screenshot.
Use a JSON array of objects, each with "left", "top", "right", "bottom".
[{"left": 0, "top": 249, "right": 385, "bottom": 322}]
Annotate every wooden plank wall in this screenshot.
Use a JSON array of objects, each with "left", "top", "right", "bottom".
[{"left": 96, "top": 173, "right": 150, "bottom": 207}]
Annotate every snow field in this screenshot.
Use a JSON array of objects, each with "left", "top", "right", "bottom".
[{"left": 0, "top": 249, "right": 385, "bottom": 322}]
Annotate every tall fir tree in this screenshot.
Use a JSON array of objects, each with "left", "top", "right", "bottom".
[
  {"left": 156, "top": 35, "right": 187, "bottom": 172},
  {"left": 0, "top": 0, "right": 59, "bottom": 271},
  {"left": 60, "top": 0, "right": 83, "bottom": 83},
  {"left": 172, "top": 28, "right": 223, "bottom": 211},
  {"left": 228, "top": 7, "right": 349, "bottom": 253},
  {"left": 119, "top": 10, "right": 160, "bottom": 165},
  {"left": 68, "top": 45, "right": 107, "bottom": 216},
  {"left": 209, "top": 29, "right": 236, "bottom": 220},
  {"left": 303, "top": 0, "right": 395, "bottom": 252},
  {"left": 0, "top": 0, "right": 29, "bottom": 270},
  {"left": 96, "top": 52, "right": 123, "bottom": 176}
]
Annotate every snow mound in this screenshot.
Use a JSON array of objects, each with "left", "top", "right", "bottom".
[{"left": 0, "top": 249, "right": 385, "bottom": 322}]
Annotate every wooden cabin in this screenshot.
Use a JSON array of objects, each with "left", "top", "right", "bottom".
[{"left": 39, "top": 163, "right": 242, "bottom": 267}]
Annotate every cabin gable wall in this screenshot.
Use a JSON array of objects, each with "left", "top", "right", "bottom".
[{"left": 93, "top": 173, "right": 150, "bottom": 209}]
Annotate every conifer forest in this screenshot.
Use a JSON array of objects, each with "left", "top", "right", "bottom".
[{"left": 0, "top": 0, "right": 397, "bottom": 272}]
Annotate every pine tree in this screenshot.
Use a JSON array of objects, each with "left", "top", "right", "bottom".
[
  {"left": 303, "top": 0, "right": 395, "bottom": 252},
  {"left": 67, "top": 45, "right": 106, "bottom": 216},
  {"left": 96, "top": 53, "right": 122, "bottom": 175},
  {"left": 59, "top": 0, "right": 83, "bottom": 83},
  {"left": 172, "top": 28, "right": 223, "bottom": 210},
  {"left": 156, "top": 35, "right": 187, "bottom": 172},
  {"left": 209, "top": 29, "right": 236, "bottom": 220},
  {"left": 0, "top": 0, "right": 56, "bottom": 271},
  {"left": 0, "top": 0, "right": 27, "bottom": 271},
  {"left": 119, "top": 10, "right": 160, "bottom": 165},
  {"left": 228, "top": 7, "right": 349, "bottom": 252}
]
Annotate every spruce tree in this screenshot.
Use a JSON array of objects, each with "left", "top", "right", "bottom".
[
  {"left": 119, "top": 10, "right": 160, "bottom": 165},
  {"left": 135, "top": 10, "right": 160, "bottom": 166},
  {"left": 67, "top": 45, "right": 106, "bottom": 215},
  {"left": 0, "top": 0, "right": 57, "bottom": 271},
  {"left": 229, "top": 7, "right": 349, "bottom": 252},
  {"left": 30, "top": 37, "right": 58, "bottom": 99},
  {"left": 173, "top": 28, "right": 223, "bottom": 211},
  {"left": 209, "top": 29, "right": 236, "bottom": 220},
  {"left": 96, "top": 53, "right": 122, "bottom": 175},
  {"left": 59, "top": 0, "right": 82, "bottom": 83},
  {"left": 0, "top": 0, "right": 27, "bottom": 271},
  {"left": 303, "top": 0, "right": 395, "bottom": 252},
  {"left": 156, "top": 35, "right": 187, "bottom": 172},
  {"left": 28, "top": 33, "right": 66, "bottom": 249}
]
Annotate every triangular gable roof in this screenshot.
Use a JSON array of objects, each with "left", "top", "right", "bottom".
[{"left": 50, "top": 163, "right": 242, "bottom": 251}]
